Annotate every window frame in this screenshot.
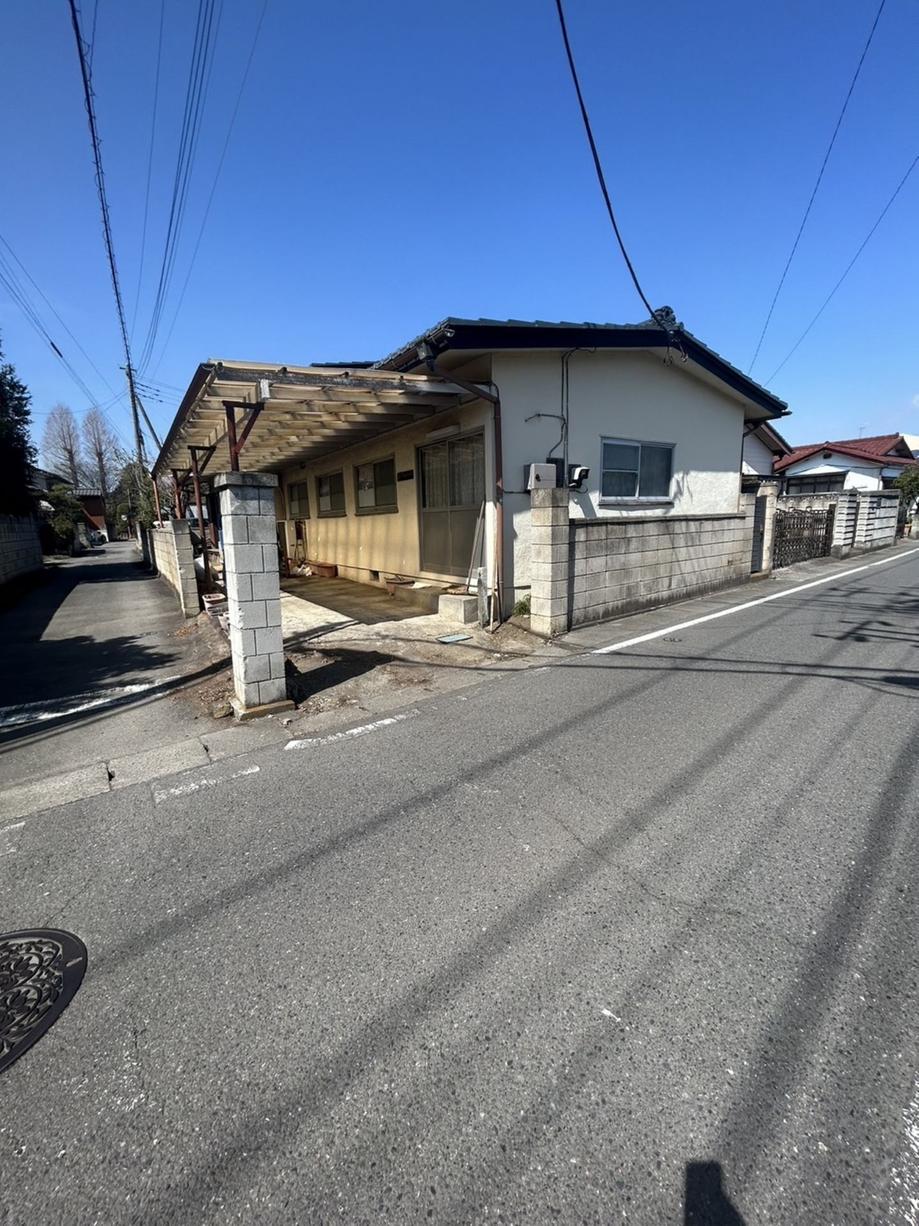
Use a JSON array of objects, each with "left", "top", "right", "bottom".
[
  {"left": 316, "top": 469, "right": 347, "bottom": 517},
  {"left": 784, "top": 473, "right": 847, "bottom": 495},
  {"left": 599, "top": 436, "right": 674, "bottom": 504},
  {"left": 354, "top": 454, "right": 398, "bottom": 516},
  {"left": 287, "top": 480, "right": 310, "bottom": 519}
]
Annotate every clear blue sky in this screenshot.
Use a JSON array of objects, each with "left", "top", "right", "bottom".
[{"left": 2, "top": 0, "right": 917, "bottom": 458}]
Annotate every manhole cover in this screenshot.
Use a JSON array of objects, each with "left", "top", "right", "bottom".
[{"left": 0, "top": 930, "right": 87, "bottom": 1074}]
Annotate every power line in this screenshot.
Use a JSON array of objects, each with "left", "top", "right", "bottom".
[
  {"left": 748, "top": 0, "right": 887, "bottom": 373},
  {"left": 149, "top": 0, "right": 269, "bottom": 377},
  {"left": 130, "top": 0, "right": 166, "bottom": 338},
  {"left": 0, "top": 250, "right": 104, "bottom": 409},
  {"left": 137, "top": 0, "right": 222, "bottom": 374},
  {"left": 67, "top": 0, "right": 145, "bottom": 466},
  {"left": 553, "top": 0, "right": 668, "bottom": 332},
  {"left": 766, "top": 153, "right": 918, "bottom": 384},
  {"left": 0, "top": 231, "right": 119, "bottom": 399}
]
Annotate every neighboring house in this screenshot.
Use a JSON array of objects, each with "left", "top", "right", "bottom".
[
  {"left": 27, "top": 466, "right": 72, "bottom": 498},
  {"left": 154, "top": 314, "right": 789, "bottom": 619},
  {"left": 71, "top": 488, "right": 109, "bottom": 542},
  {"left": 742, "top": 420, "right": 792, "bottom": 480},
  {"left": 774, "top": 434, "right": 918, "bottom": 494}
]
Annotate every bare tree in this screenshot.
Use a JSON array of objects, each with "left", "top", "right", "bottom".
[
  {"left": 42, "top": 403, "right": 83, "bottom": 486},
  {"left": 82, "top": 407, "right": 119, "bottom": 496}
]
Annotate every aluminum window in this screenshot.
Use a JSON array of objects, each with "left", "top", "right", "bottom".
[
  {"left": 785, "top": 474, "right": 846, "bottom": 495},
  {"left": 600, "top": 437, "right": 673, "bottom": 500},
  {"left": 287, "top": 481, "right": 309, "bottom": 518},
  {"left": 355, "top": 457, "right": 397, "bottom": 513},
  {"left": 317, "top": 470, "right": 346, "bottom": 516}
]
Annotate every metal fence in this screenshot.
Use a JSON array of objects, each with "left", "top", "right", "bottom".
[{"left": 773, "top": 505, "right": 835, "bottom": 569}]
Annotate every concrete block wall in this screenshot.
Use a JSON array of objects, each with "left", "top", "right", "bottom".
[
  {"left": 151, "top": 519, "right": 199, "bottom": 617},
  {"left": 214, "top": 471, "right": 289, "bottom": 714},
  {"left": 569, "top": 502, "right": 755, "bottom": 628},
  {"left": 854, "top": 491, "right": 899, "bottom": 552},
  {"left": 528, "top": 489, "right": 759, "bottom": 636},
  {"left": 0, "top": 515, "right": 42, "bottom": 585}
]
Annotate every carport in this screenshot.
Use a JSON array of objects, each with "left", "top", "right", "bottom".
[{"left": 153, "top": 360, "right": 481, "bottom": 716}]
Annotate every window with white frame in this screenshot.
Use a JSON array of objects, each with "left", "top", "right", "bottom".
[
  {"left": 600, "top": 437, "right": 673, "bottom": 500},
  {"left": 355, "top": 457, "right": 397, "bottom": 512},
  {"left": 317, "top": 470, "right": 346, "bottom": 516},
  {"left": 287, "top": 481, "right": 309, "bottom": 518}
]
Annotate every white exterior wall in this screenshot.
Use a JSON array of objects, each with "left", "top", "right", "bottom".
[
  {"left": 781, "top": 452, "right": 891, "bottom": 491},
  {"left": 742, "top": 432, "right": 778, "bottom": 475},
  {"left": 494, "top": 350, "right": 748, "bottom": 599}
]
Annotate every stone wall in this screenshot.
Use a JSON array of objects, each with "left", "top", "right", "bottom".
[
  {"left": 529, "top": 488, "right": 760, "bottom": 636},
  {"left": 0, "top": 515, "right": 42, "bottom": 586},
  {"left": 151, "top": 519, "right": 199, "bottom": 617}
]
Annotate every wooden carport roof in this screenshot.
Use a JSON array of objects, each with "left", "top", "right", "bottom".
[{"left": 152, "top": 360, "right": 471, "bottom": 481}]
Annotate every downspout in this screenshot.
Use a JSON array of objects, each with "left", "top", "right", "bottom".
[{"left": 423, "top": 354, "right": 504, "bottom": 628}]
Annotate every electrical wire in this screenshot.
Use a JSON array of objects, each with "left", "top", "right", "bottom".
[
  {"left": 148, "top": 0, "right": 269, "bottom": 377},
  {"left": 765, "top": 152, "right": 918, "bottom": 384},
  {"left": 136, "top": 0, "right": 222, "bottom": 373},
  {"left": 67, "top": 0, "right": 146, "bottom": 463},
  {"left": 0, "top": 231, "right": 119, "bottom": 398},
  {"left": 553, "top": 0, "right": 668, "bottom": 332},
  {"left": 748, "top": 0, "right": 887, "bottom": 373},
  {"left": 130, "top": 0, "right": 166, "bottom": 338}
]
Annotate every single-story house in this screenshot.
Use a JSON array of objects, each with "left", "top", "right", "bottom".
[
  {"left": 742, "top": 420, "right": 792, "bottom": 482},
  {"left": 774, "top": 433, "right": 918, "bottom": 494},
  {"left": 153, "top": 313, "right": 789, "bottom": 622}
]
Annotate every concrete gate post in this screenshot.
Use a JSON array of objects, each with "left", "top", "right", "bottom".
[
  {"left": 529, "top": 487, "right": 571, "bottom": 637},
  {"left": 212, "top": 471, "right": 293, "bottom": 721}
]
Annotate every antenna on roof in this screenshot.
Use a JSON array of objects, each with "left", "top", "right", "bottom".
[{"left": 858, "top": 424, "right": 866, "bottom": 437}]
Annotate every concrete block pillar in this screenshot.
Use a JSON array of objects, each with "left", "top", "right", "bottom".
[
  {"left": 213, "top": 471, "right": 293, "bottom": 720},
  {"left": 528, "top": 487, "right": 570, "bottom": 637},
  {"left": 758, "top": 481, "right": 779, "bottom": 573}
]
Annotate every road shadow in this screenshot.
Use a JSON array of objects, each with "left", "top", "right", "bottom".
[{"left": 684, "top": 1162, "right": 746, "bottom": 1224}]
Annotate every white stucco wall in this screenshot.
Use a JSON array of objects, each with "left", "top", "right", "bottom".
[
  {"left": 781, "top": 452, "right": 889, "bottom": 491},
  {"left": 742, "top": 432, "right": 778, "bottom": 475},
  {"left": 494, "top": 350, "right": 748, "bottom": 598}
]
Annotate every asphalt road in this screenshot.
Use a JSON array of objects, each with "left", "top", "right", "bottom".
[
  {"left": 0, "top": 542, "right": 218, "bottom": 788},
  {"left": 2, "top": 546, "right": 919, "bottom": 1224}
]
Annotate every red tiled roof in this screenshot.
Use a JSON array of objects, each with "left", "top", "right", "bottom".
[{"left": 775, "top": 434, "right": 918, "bottom": 473}]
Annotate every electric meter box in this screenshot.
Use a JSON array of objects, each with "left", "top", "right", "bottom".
[{"left": 525, "top": 462, "right": 558, "bottom": 491}]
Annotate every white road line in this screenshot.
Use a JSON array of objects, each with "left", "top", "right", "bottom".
[
  {"left": 0, "top": 677, "right": 181, "bottom": 728},
  {"left": 284, "top": 709, "right": 419, "bottom": 751},
  {"left": 890, "top": 1075, "right": 919, "bottom": 1225},
  {"left": 591, "top": 548, "right": 919, "bottom": 656},
  {"left": 153, "top": 763, "right": 260, "bottom": 805}
]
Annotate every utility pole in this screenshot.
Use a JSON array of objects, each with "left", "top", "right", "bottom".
[{"left": 125, "top": 361, "right": 145, "bottom": 467}]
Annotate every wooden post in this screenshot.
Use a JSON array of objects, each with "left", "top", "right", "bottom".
[
  {"left": 189, "top": 448, "right": 211, "bottom": 585},
  {"left": 225, "top": 404, "right": 240, "bottom": 471},
  {"left": 172, "top": 470, "right": 184, "bottom": 518}
]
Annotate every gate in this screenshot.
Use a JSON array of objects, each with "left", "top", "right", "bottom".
[{"left": 773, "top": 505, "right": 835, "bottom": 568}]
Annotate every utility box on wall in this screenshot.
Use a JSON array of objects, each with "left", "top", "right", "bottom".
[{"left": 526, "top": 462, "right": 558, "bottom": 492}]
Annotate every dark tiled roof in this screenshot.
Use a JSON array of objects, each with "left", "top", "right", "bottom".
[{"left": 374, "top": 315, "right": 788, "bottom": 418}]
